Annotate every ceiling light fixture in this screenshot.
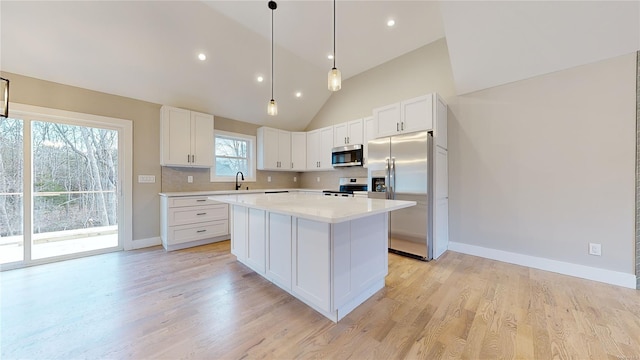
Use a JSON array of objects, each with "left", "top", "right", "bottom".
[
  {"left": 267, "top": 1, "right": 278, "bottom": 116},
  {"left": 328, "top": 0, "right": 341, "bottom": 92},
  {"left": 327, "top": 54, "right": 334, "bottom": 60},
  {"left": 257, "top": 75, "right": 264, "bottom": 82},
  {"left": 387, "top": 19, "right": 395, "bottom": 27},
  {"left": 198, "top": 53, "right": 207, "bottom": 61},
  {"left": 295, "top": 92, "right": 302, "bottom": 98}
]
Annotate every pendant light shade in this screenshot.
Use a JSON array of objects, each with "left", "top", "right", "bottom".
[
  {"left": 328, "top": 68, "right": 341, "bottom": 92},
  {"left": 328, "top": 0, "right": 341, "bottom": 92},
  {"left": 267, "top": 99, "right": 277, "bottom": 116},
  {"left": 267, "top": 1, "right": 278, "bottom": 116}
]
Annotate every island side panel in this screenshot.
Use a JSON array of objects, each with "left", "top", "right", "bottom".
[
  {"left": 292, "top": 218, "right": 332, "bottom": 314},
  {"left": 245, "top": 208, "right": 266, "bottom": 275},
  {"left": 231, "top": 205, "right": 247, "bottom": 261},
  {"left": 266, "top": 213, "right": 293, "bottom": 291}
]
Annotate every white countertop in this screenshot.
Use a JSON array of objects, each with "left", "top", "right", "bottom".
[
  {"left": 208, "top": 192, "right": 416, "bottom": 224},
  {"left": 159, "top": 188, "right": 326, "bottom": 197}
]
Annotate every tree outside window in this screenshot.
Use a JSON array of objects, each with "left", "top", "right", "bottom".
[{"left": 211, "top": 131, "right": 256, "bottom": 182}]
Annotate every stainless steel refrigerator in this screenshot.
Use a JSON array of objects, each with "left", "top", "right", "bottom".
[{"left": 368, "top": 131, "right": 433, "bottom": 261}]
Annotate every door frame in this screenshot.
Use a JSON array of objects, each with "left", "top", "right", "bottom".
[{"left": 1, "top": 103, "right": 132, "bottom": 270}]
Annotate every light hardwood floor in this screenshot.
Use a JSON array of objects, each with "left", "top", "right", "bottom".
[{"left": 1, "top": 240, "right": 639, "bottom": 359}]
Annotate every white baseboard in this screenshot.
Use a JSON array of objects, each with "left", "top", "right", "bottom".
[
  {"left": 128, "top": 236, "right": 161, "bottom": 250},
  {"left": 448, "top": 242, "right": 637, "bottom": 289}
]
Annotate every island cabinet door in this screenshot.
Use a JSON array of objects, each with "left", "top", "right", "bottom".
[
  {"left": 231, "top": 206, "right": 248, "bottom": 261},
  {"left": 245, "top": 209, "right": 266, "bottom": 275},
  {"left": 266, "top": 213, "right": 292, "bottom": 291},
  {"left": 292, "top": 218, "right": 331, "bottom": 313}
]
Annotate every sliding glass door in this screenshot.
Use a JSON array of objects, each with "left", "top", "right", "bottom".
[{"left": 0, "top": 105, "right": 131, "bottom": 268}]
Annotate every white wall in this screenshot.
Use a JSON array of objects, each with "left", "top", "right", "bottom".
[{"left": 448, "top": 53, "right": 636, "bottom": 274}]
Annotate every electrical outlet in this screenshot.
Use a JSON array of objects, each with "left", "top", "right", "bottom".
[
  {"left": 187, "top": 176, "right": 193, "bottom": 183},
  {"left": 589, "top": 243, "right": 601, "bottom": 256},
  {"left": 316, "top": 177, "right": 320, "bottom": 182},
  {"left": 138, "top": 175, "right": 155, "bottom": 183},
  {"left": 294, "top": 176, "right": 297, "bottom": 182},
  {"left": 267, "top": 176, "right": 272, "bottom": 182}
]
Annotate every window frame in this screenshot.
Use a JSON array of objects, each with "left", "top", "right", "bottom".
[{"left": 210, "top": 130, "right": 256, "bottom": 183}]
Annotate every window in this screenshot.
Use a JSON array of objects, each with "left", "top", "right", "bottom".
[{"left": 210, "top": 130, "right": 256, "bottom": 182}]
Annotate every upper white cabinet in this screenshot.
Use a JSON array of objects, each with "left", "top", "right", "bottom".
[
  {"left": 160, "top": 106, "right": 214, "bottom": 167},
  {"left": 257, "top": 127, "right": 292, "bottom": 171},
  {"left": 306, "top": 126, "right": 334, "bottom": 171},
  {"left": 373, "top": 94, "right": 445, "bottom": 139},
  {"left": 333, "top": 119, "right": 363, "bottom": 147},
  {"left": 291, "top": 132, "right": 307, "bottom": 171},
  {"left": 362, "top": 116, "right": 376, "bottom": 167}
]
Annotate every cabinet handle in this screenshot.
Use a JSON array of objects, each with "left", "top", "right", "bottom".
[
  {"left": 187, "top": 154, "right": 190, "bottom": 163},
  {"left": 192, "top": 155, "right": 195, "bottom": 163},
  {"left": 197, "top": 229, "right": 207, "bottom": 233},
  {"left": 401, "top": 122, "right": 404, "bottom": 131},
  {"left": 196, "top": 212, "right": 207, "bottom": 215},
  {"left": 397, "top": 123, "right": 399, "bottom": 131},
  {"left": 196, "top": 199, "right": 206, "bottom": 202},
  {"left": 347, "top": 136, "right": 350, "bottom": 143},
  {"left": 291, "top": 162, "right": 293, "bottom": 168}
]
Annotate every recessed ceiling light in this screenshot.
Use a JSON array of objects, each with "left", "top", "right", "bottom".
[
  {"left": 387, "top": 19, "right": 395, "bottom": 27},
  {"left": 198, "top": 53, "right": 207, "bottom": 61},
  {"left": 327, "top": 54, "right": 334, "bottom": 60},
  {"left": 257, "top": 76, "right": 264, "bottom": 82},
  {"left": 295, "top": 92, "right": 302, "bottom": 98}
]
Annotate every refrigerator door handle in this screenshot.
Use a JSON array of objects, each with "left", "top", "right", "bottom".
[
  {"left": 385, "top": 158, "right": 391, "bottom": 200},
  {"left": 389, "top": 157, "right": 396, "bottom": 200}
]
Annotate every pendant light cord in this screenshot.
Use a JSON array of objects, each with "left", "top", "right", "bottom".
[
  {"left": 271, "top": 7, "right": 274, "bottom": 99},
  {"left": 333, "top": 0, "right": 336, "bottom": 69}
]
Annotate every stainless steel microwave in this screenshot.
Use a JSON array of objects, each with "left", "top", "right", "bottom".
[{"left": 331, "top": 144, "right": 363, "bottom": 167}]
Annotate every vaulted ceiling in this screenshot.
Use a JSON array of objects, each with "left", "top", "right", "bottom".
[{"left": 1, "top": 1, "right": 638, "bottom": 131}]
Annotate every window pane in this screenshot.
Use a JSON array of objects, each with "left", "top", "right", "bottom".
[
  {"left": 215, "top": 157, "right": 248, "bottom": 176},
  {"left": 0, "top": 118, "right": 24, "bottom": 264},
  {"left": 215, "top": 137, "right": 247, "bottom": 158}
]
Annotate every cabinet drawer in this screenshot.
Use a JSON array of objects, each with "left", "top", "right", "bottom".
[
  {"left": 169, "top": 196, "right": 217, "bottom": 208},
  {"left": 167, "top": 220, "right": 229, "bottom": 245},
  {"left": 167, "top": 204, "right": 228, "bottom": 226}
]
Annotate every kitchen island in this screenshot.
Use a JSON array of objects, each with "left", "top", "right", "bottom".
[{"left": 208, "top": 192, "right": 415, "bottom": 322}]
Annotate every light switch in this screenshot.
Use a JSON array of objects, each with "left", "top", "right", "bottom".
[
  {"left": 187, "top": 176, "right": 193, "bottom": 183},
  {"left": 138, "top": 175, "right": 156, "bottom": 183}
]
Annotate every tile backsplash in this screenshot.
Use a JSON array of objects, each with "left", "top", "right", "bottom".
[{"left": 161, "top": 167, "right": 300, "bottom": 192}]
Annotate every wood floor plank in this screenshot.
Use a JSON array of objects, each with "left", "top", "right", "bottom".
[{"left": 2, "top": 240, "right": 640, "bottom": 359}]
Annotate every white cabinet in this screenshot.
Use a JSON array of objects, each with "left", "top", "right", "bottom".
[
  {"left": 333, "top": 119, "right": 363, "bottom": 147},
  {"left": 160, "top": 106, "right": 214, "bottom": 167},
  {"left": 257, "top": 127, "right": 292, "bottom": 170},
  {"left": 433, "top": 146, "right": 449, "bottom": 259},
  {"left": 362, "top": 116, "right": 376, "bottom": 167},
  {"left": 306, "top": 126, "right": 334, "bottom": 171},
  {"left": 245, "top": 208, "right": 266, "bottom": 274},
  {"left": 373, "top": 94, "right": 441, "bottom": 138},
  {"left": 292, "top": 219, "right": 331, "bottom": 312},
  {"left": 160, "top": 195, "right": 229, "bottom": 251},
  {"left": 290, "top": 132, "right": 307, "bottom": 171}
]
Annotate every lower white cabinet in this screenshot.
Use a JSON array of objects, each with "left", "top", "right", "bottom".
[
  {"left": 292, "top": 219, "right": 331, "bottom": 312},
  {"left": 160, "top": 195, "right": 230, "bottom": 251},
  {"left": 266, "top": 213, "right": 292, "bottom": 290}
]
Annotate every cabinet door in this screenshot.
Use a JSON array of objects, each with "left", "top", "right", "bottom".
[
  {"left": 319, "top": 126, "right": 334, "bottom": 170},
  {"left": 306, "top": 130, "right": 319, "bottom": 169},
  {"left": 373, "top": 103, "right": 401, "bottom": 138},
  {"left": 347, "top": 119, "right": 363, "bottom": 145},
  {"left": 160, "top": 106, "right": 191, "bottom": 166},
  {"left": 401, "top": 94, "right": 433, "bottom": 134},
  {"left": 278, "top": 130, "right": 291, "bottom": 169},
  {"left": 291, "top": 132, "right": 306, "bottom": 171},
  {"left": 191, "top": 111, "right": 214, "bottom": 167},
  {"left": 333, "top": 122, "right": 348, "bottom": 147},
  {"left": 258, "top": 127, "right": 279, "bottom": 170},
  {"left": 267, "top": 213, "right": 292, "bottom": 290},
  {"left": 363, "top": 116, "right": 376, "bottom": 167},
  {"left": 433, "top": 146, "right": 448, "bottom": 259}
]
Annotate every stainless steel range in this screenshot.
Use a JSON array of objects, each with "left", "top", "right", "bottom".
[{"left": 322, "top": 177, "right": 368, "bottom": 197}]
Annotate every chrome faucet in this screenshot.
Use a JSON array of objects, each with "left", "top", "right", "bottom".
[{"left": 235, "top": 171, "right": 245, "bottom": 190}]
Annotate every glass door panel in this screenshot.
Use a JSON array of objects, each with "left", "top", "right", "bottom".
[
  {"left": 0, "top": 118, "right": 24, "bottom": 264},
  {"left": 31, "top": 121, "right": 119, "bottom": 260}
]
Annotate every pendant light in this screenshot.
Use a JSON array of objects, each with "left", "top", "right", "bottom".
[
  {"left": 328, "top": 0, "right": 341, "bottom": 92},
  {"left": 267, "top": 1, "right": 278, "bottom": 116}
]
